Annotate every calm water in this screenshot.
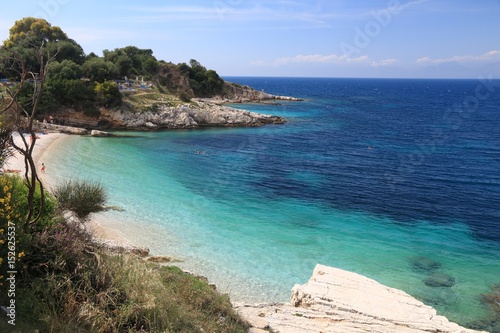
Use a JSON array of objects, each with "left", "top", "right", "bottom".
[{"left": 44, "top": 77, "right": 500, "bottom": 329}]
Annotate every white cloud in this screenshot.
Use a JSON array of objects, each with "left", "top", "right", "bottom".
[
  {"left": 252, "top": 54, "right": 398, "bottom": 67},
  {"left": 397, "top": 0, "right": 433, "bottom": 12},
  {"left": 124, "top": 3, "right": 351, "bottom": 28},
  {"left": 416, "top": 50, "right": 500, "bottom": 65}
]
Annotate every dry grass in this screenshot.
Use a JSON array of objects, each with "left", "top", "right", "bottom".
[{"left": 1, "top": 220, "right": 248, "bottom": 333}]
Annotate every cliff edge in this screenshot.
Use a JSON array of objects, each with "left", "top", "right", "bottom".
[{"left": 236, "top": 264, "right": 485, "bottom": 333}]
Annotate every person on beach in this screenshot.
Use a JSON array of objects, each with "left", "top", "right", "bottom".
[{"left": 41, "top": 163, "right": 45, "bottom": 173}]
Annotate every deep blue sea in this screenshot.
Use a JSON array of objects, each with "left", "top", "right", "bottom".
[{"left": 44, "top": 77, "right": 500, "bottom": 329}]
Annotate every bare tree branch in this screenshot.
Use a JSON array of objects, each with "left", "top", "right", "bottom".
[{"left": 1, "top": 42, "right": 59, "bottom": 232}]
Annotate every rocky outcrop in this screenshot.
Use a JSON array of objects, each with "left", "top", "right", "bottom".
[
  {"left": 236, "top": 264, "right": 485, "bottom": 333},
  {"left": 222, "top": 82, "right": 303, "bottom": 103},
  {"left": 101, "top": 100, "right": 286, "bottom": 130},
  {"left": 38, "top": 123, "right": 89, "bottom": 135},
  {"left": 90, "top": 130, "right": 114, "bottom": 137}
]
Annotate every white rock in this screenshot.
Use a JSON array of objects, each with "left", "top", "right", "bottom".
[
  {"left": 236, "top": 264, "right": 486, "bottom": 333},
  {"left": 90, "top": 130, "right": 112, "bottom": 137}
]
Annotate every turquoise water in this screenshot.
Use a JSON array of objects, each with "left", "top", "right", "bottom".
[{"left": 43, "top": 78, "right": 500, "bottom": 328}]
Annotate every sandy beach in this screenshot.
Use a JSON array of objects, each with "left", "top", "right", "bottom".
[
  {"left": 3, "top": 130, "right": 136, "bottom": 249},
  {"left": 3, "top": 131, "right": 66, "bottom": 183}
]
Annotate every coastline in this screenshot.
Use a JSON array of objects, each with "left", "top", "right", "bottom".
[
  {"left": 3, "top": 130, "right": 487, "bottom": 333},
  {"left": 4, "top": 131, "right": 135, "bottom": 249}
]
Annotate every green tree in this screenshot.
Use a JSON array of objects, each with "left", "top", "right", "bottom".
[
  {"left": 2, "top": 17, "right": 71, "bottom": 74},
  {"left": 94, "top": 81, "right": 121, "bottom": 107},
  {"left": 45, "top": 39, "right": 85, "bottom": 65},
  {"left": 47, "top": 59, "right": 83, "bottom": 81},
  {"left": 186, "top": 59, "right": 224, "bottom": 97},
  {"left": 46, "top": 80, "right": 94, "bottom": 106},
  {"left": 3, "top": 17, "right": 67, "bottom": 49},
  {"left": 103, "top": 46, "right": 158, "bottom": 78},
  {"left": 82, "top": 57, "right": 118, "bottom": 82}
]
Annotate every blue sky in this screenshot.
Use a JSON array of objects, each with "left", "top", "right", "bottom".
[{"left": 1, "top": 0, "right": 500, "bottom": 78}]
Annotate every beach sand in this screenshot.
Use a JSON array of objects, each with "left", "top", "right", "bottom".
[{"left": 3, "top": 131, "right": 136, "bottom": 249}]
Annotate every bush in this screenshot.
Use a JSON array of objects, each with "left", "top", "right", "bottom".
[
  {"left": 14, "top": 221, "right": 249, "bottom": 332},
  {"left": 177, "top": 88, "right": 192, "bottom": 102},
  {"left": 0, "top": 176, "right": 32, "bottom": 304},
  {"left": 95, "top": 81, "right": 122, "bottom": 108},
  {"left": 53, "top": 179, "right": 107, "bottom": 221},
  {"left": 0, "top": 124, "right": 13, "bottom": 169}
]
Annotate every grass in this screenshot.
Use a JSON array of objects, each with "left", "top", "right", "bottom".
[
  {"left": 52, "top": 179, "right": 108, "bottom": 221},
  {"left": 0, "top": 220, "right": 249, "bottom": 333},
  {"left": 121, "top": 91, "right": 195, "bottom": 113}
]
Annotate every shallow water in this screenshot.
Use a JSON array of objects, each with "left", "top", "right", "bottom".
[{"left": 44, "top": 77, "right": 500, "bottom": 327}]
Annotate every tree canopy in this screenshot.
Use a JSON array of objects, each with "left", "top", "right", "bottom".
[
  {"left": 3, "top": 17, "right": 67, "bottom": 48},
  {"left": 1, "top": 17, "right": 228, "bottom": 113}
]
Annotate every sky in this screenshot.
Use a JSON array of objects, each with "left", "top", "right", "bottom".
[{"left": 1, "top": 0, "right": 500, "bottom": 78}]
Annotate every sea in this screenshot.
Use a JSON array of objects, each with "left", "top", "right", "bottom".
[{"left": 44, "top": 77, "right": 500, "bottom": 329}]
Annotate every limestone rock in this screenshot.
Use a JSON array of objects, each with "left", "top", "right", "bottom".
[
  {"left": 105, "top": 101, "right": 285, "bottom": 129},
  {"left": 236, "top": 264, "right": 485, "bottom": 333},
  {"left": 49, "top": 124, "right": 89, "bottom": 135},
  {"left": 90, "top": 129, "right": 112, "bottom": 137}
]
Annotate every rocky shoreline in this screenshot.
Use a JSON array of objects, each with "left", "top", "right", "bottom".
[
  {"left": 236, "top": 264, "right": 486, "bottom": 333},
  {"left": 51, "top": 93, "right": 296, "bottom": 131},
  {"left": 103, "top": 99, "right": 287, "bottom": 130}
]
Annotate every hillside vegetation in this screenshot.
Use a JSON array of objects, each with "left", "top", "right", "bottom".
[
  {"left": 0, "top": 17, "right": 238, "bottom": 119},
  {"left": 0, "top": 17, "right": 252, "bottom": 332}
]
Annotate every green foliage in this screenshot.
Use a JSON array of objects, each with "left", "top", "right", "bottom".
[
  {"left": 187, "top": 59, "right": 224, "bottom": 97},
  {"left": 0, "top": 175, "right": 27, "bottom": 304},
  {"left": 12, "top": 221, "right": 249, "bottom": 332},
  {"left": 2, "top": 16, "right": 231, "bottom": 120},
  {"left": 0, "top": 175, "right": 56, "bottom": 303},
  {"left": 44, "top": 79, "right": 96, "bottom": 111},
  {"left": 82, "top": 57, "right": 119, "bottom": 82},
  {"left": 103, "top": 45, "right": 159, "bottom": 79},
  {"left": 3, "top": 17, "right": 67, "bottom": 49},
  {"left": 46, "top": 39, "right": 85, "bottom": 65},
  {"left": 53, "top": 179, "right": 108, "bottom": 221},
  {"left": 8, "top": 174, "right": 57, "bottom": 230},
  {"left": 178, "top": 88, "right": 193, "bottom": 102},
  {"left": 0, "top": 120, "right": 13, "bottom": 169},
  {"left": 157, "top": 265, "right": 249, "bottom": 332},
  {"left": 95, "top": 81, "right": 122, "bottom": 107},
  {"left": 2, "top": 17, "right": 71, "bottom": 74},
  {"left": 47, "top": 59, "right": 83, "bottom": 81}
]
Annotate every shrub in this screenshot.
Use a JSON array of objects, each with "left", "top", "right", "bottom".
[
  {"left": 52, "top": 179, "right": 107, "bottom": 221},
  {"left": 16, "top": 222, "right": 249, "bottom": 332},
  {"left": 0, "top": 176, "right": 30, "bottom": 302},
  {"left": 95, "top": 81, "right": 122, "bottom": 108}
]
